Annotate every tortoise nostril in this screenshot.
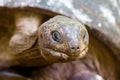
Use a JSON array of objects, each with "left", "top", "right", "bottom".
[
  {"left": 71, "top": 47, "right": 75, "bottom": 49},
  {"left": 69, "top": 46, "right": 80, "bottom": 54},
  {"left": 71, "top": 46, "right": 80, "bottom": 50},
  {"left": 77, "top": 47, "right": 79, "bottom": 49}
]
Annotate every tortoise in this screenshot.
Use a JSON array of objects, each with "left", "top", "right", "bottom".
[
  {"left": 0, "top": 1, "right": 89, "bottom": 80},
  {"left": 0, "top": 0, "right": 120, "bottom": 80}
]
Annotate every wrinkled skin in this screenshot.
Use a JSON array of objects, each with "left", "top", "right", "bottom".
[{"left": 32, "top": 59, "right": 103, "bottom": 80}]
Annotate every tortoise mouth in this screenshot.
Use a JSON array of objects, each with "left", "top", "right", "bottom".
[
  {"left": 41, "top": 48, "right": 69, "bottom": 61},
  {"left": 41, "top": 46, "right": 88, "bottom": 61}
]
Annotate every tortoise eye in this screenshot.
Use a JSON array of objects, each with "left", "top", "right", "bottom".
[
  {"left": 82, "top": 34, "right": 87, "bottom": 43},
  {"left": 51, "top": 30, "right": 63, "bottom": 43}
]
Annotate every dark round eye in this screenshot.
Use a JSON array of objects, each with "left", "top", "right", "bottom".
[{"left": 51, "top": 30, "right": 63, "bottom": 43}]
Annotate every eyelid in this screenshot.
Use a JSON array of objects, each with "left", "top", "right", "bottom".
[
  {"left": 82, "top": 31, "right": 87, "bottom": 43},
  {"left": 51, "top": 30, "right": 63, "bottom": 43}
]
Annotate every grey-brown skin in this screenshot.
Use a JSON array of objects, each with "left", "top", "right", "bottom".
[
  {"left": 32, "top": 60, "right": 103, "bottom": 80},
  {"left": 0, "top": 15, "right": 89, "bottom": 67}
]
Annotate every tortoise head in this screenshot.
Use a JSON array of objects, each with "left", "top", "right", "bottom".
[{"left": 38, "top": 15, "right": 89, "bottom": 62}]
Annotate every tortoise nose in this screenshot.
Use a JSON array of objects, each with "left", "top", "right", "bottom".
[{"left": 70, "top": 46, "right": 80, "bottom": 53}]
